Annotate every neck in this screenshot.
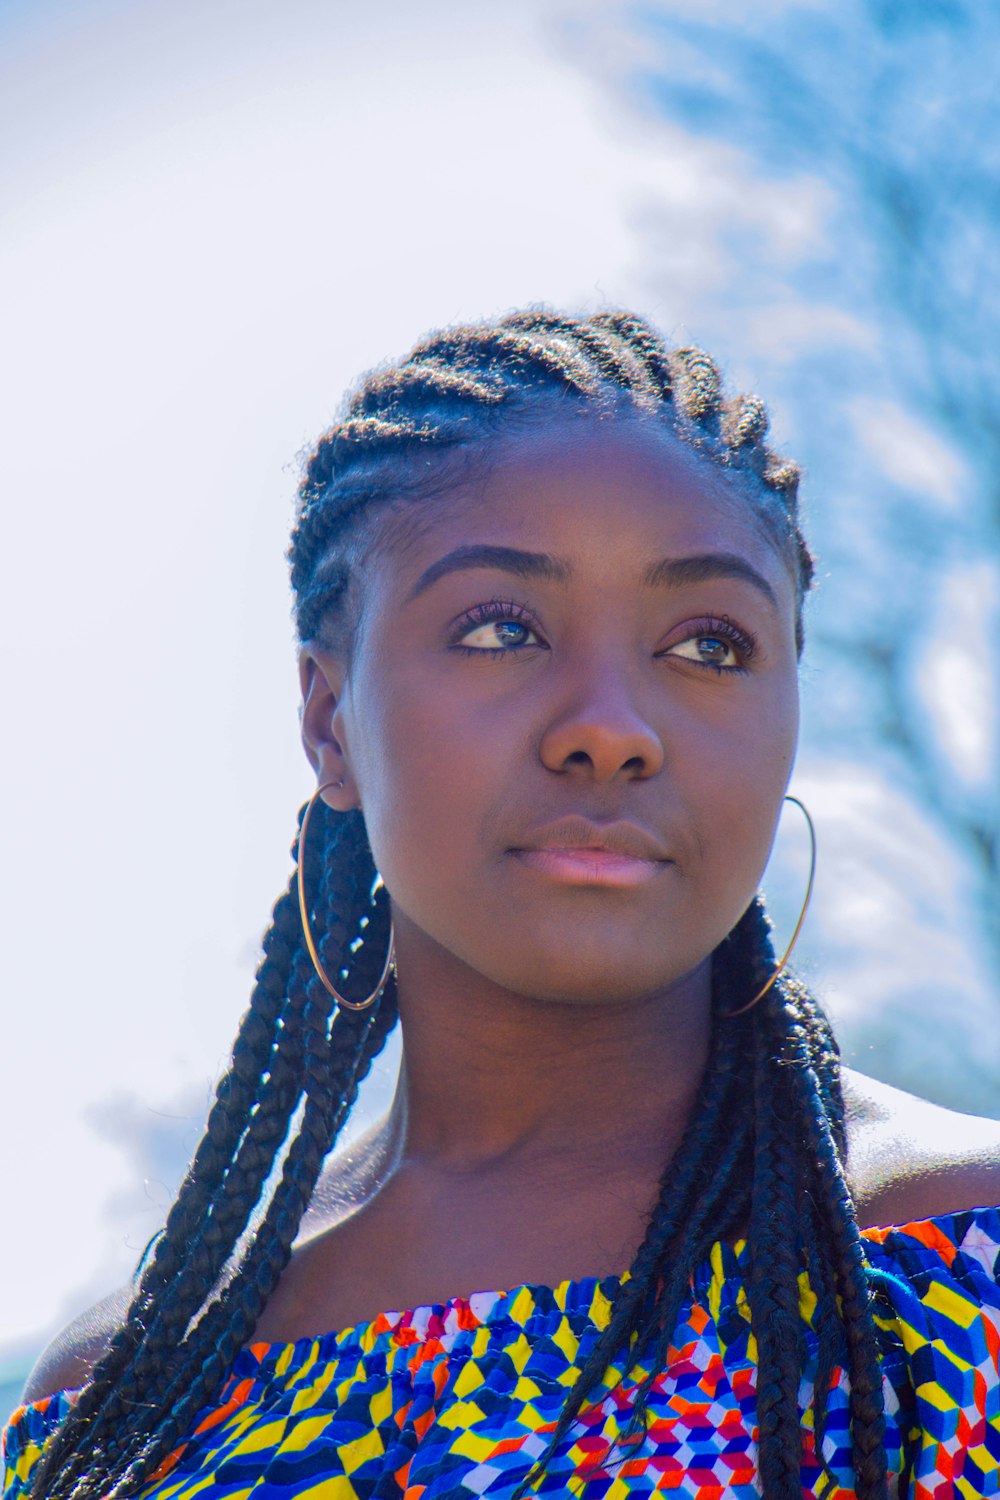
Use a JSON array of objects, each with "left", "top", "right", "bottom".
[{"left": 385, "top": 915, "right": 714, "bottom": 1180}]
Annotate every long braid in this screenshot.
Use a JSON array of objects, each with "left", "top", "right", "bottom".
[
  {"left": 752, "top": 917, "right": 888, "bottom": 1498},
  {"left": 34, "top": 308, "right": 883, "bottom": 1500},
  {"left": 28, "top": 872, "right": 303, "bottom": 1498},
  {"left": 97, "top": 807, "right": 362, "bottom": 1421},
  {"left": 102, "top": 972, "right": 391, "bottom": 1498},
  {"left": 512, "top": 976, "right": 755, "bottom": 1496},
  {"left": 802, "top": 1193, "right": 846, "bottom": 1487},
  {"left": 113, "top": 814, "right": 397, "bottom": 1497},
  {"left": 604, "top": 926, "right": 764, "bottom": 1452},
  {"left": 745, "top": 907, "right": 887, "bottom": 1500},
  {"left": 32, "top": 812, "right": 399, "bottom": 1499},
  {"left": 40, "top": 818, "right": 331, "bottom": 1496},
  {"left": 744, "top": 913, "right": 810, "bottom": 1500},
  {"left": 790, "top": 1042, "right": 889, "bottom": 1496},
  {"left": 88, "top": 981, "right": 316, "bottom": 1481},
  {"left": 107, "top": 992, "right": 395, "bottom": 1500}
]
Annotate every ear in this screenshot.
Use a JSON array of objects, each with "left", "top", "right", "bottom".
[{"left": 298, "top": 646, "right": 359, "bottom": 809}]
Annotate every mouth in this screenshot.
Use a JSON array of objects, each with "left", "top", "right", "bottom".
[
  {"left": 510, "top": 846, "right": 669, "bottom": 888},
  {"left": 509, "top": 817, "right": 673, "bottom": 889}
]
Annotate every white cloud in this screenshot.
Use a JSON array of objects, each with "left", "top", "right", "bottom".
[
  {"left": 917, "top": 561, "right": 999, "bottom": 790},
  {"left": 849, "top": 396, "right": 968, "bottom": 510}
]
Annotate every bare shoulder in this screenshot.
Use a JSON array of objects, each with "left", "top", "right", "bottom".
[
  {"left": 842, "top": 1066, "right": 1000, "bottom": 1228},
  {"left": 20, "top": 1122, "right": 396, "bottom": 1405},
  {"left": 296, "top": 1114, "right": 400, "bottom": 1243},
  {"left": 21, "top": 1284, "right": 133, "bottom": 1405}
]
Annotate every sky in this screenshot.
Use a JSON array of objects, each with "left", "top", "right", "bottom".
[{"left": 2, "top": 0, "right": 997, "bottom": 1396}]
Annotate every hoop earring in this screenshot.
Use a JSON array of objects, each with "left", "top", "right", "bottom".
[
  {"left": 297, "top": 780, "right": 396, "bottom": 1012},
  {"left": 727, "top": 794, "right": 816, "bottom": 1018}
]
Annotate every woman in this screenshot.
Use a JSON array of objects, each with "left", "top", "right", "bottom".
[{"left": 7, "top": 309, "right": 1000, "bottom": 1500}]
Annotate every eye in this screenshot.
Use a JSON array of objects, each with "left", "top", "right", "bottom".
[
  {"left": 451, "top": 599, "right": 544, "bottom": 656},
  {"left": 662, "top": 617, "right": 757, "bottom": 673},
  {"left": 669, "top": 635, "right": 739, "bottom": 668},
  {"left": 462, "top": 621, "right": 536, "bottom": 650}
]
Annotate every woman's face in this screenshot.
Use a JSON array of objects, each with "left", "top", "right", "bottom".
[{"left": 303, "top": 416, "right": 801, "bottom": 1007}]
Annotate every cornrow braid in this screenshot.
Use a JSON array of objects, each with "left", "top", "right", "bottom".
[
  {"left": 669, "top": 344, "right": 723, "bottom": 423},
  {"left": 289, "top": 309, "right": 814, "bottom": 659},
  {"left": 591, "top": 309, "right": 676, "bottom": 396},
  {"left": 347, "top": 361, "right": 506, "bottom": 418},
  {"left": 405, "top": 324, "right": 606, "bottom": 396},
  {"left": 501, "top": 308, "right": 662, "bottom": 402}
]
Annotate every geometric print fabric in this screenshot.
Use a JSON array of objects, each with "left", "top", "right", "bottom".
[{"left": 5, "top": 1207, "right": 1000, "bottom": 1499}]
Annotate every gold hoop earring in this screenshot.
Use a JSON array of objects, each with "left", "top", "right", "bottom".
[
  {"left": 297, "top": 780, "right": 396, "bottom": 1012},
  {"left": 727, "top": 794, "right": 816, "bottom": 1018}
]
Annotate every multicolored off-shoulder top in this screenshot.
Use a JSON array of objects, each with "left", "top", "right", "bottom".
[{"left": 5, "top": 1208, "right": 1000, "bottom": 1498}]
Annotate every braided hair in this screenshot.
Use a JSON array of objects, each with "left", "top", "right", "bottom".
[{"left": 32, "top": 309, "right": 889, "bottom": 1500}]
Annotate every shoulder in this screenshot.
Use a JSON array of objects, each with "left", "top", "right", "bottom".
[
  {"left": 296, "top": 1114, "right": 400, "bottom": 1242},
  {"left": 842, "top": 1067, "right": 1000, "bottom": 1228},
  {"left": 20, "top": 1284, "right": 132, "bottom": 1405},
  {"left": 18, "top": 1123, "right": 396, "bottom": 1407}
]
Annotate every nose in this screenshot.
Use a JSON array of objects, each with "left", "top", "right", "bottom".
[{"left": 538, "top": 653, "right": 665, "bottom": 782}]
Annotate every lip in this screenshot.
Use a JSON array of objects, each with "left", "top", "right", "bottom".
[{"left": 510, "top": 817, "right": 672, "bottom": 888}]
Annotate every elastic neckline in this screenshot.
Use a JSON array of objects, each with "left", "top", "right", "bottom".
[
  {"left": 229, "top": 1205, "right": 987, "bottom": 1375},
  {"left": 232, "top": 1268, "right": 630, "bottom": 1382},
  {"left": 9, "top": 1205, "right": 991, "bottom": 1420}
]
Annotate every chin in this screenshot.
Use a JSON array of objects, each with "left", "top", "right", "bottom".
[{"left": 488, "top": 945, "right": 701, "bottom": 1009}]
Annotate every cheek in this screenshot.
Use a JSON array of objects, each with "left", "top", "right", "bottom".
[
  {"left": 349, "top": 668, "right": 494, "bottom": 903},
  {"left": 684, "top": 688, "right": 798, "bottom": 888}
]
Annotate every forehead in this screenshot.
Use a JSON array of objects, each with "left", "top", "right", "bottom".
[{"left": 366, "top": 416, "right": 797, "bottom": 603}]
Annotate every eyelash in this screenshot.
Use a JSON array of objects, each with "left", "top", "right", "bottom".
[
  {"left": 451, "top": 599, "right": 758, "bottom": 672},
  {"left": 451, "top": 599, "right": 540, "bottom": 658},
  {"left": 673, "top": 614, "right": 758, "bottom": 675}
]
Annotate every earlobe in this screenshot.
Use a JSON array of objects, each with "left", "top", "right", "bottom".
[{"left": 297, "top": 647, "right": 357, "bottom": 804}]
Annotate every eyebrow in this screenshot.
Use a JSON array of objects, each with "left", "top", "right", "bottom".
[
  {"left": 407, "top": 543, "right": 779, "bottom": 609},
  {"left": 407, "top": 544, "right": 571, "bottom": 600},
  {"left": 644, "top": 552, "right": 779, "bottom": 609}
]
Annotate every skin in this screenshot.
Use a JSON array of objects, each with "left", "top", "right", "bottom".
[{"left": 25, "top": 415, "right": 1000, "bottom": 1401}]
